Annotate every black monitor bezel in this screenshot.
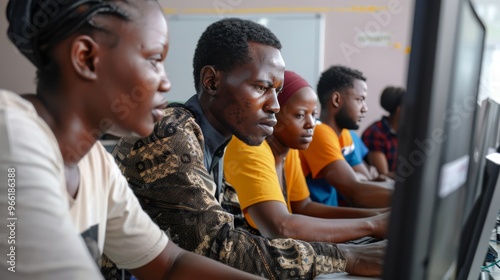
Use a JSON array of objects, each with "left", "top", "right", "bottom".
[{"left": 383, "top": 0, "right": 486, "bottom": 279}]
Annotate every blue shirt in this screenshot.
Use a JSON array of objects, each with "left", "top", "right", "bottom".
[{"left": 347, "top": 130, "right": 369, "bottom": 166}]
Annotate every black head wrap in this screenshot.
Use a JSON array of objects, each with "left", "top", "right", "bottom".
[{"left": 6, "top": 0, "right": 124, "bottom": 68}]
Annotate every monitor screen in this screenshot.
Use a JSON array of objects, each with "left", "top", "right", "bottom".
[
  {"left": 458, "top": 152, "right": 500, "bottom": 280},
  {"left": 457, "top": 97, "right": 500, "bottom": 279},
  {"left": 383, "top": 0, "right": 486, "bottom": 279},
  {"left": 463, "top": 98, "right": 500, "bottom": 219}
]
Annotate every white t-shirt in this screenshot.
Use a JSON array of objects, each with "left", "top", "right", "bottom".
[{"left": 0, "top": 90, "right": 168, "bottom": 279}]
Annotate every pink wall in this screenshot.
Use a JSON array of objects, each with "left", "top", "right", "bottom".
[
  {"left": 0, "top": 0, "right": 414, "bottom": 134},
  {"left": 0, "top": 1, "right": 37, "bottom": 94},
  {"left": 157, "top": 0, "right": 414, "bottom": 133}
]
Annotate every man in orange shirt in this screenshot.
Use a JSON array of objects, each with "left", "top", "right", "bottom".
[{"left": 299, "top": 65, "right": 393, "bottom": 208}]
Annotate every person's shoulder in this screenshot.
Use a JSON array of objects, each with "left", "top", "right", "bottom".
[
  {"left": 0, "top": 90, "right": 53, "bottom": 136},
  {"left": 163, "top": 104, "right": 195, "bottom": 122},
  {"left": 115, "top": 105, "right": 202, "bottom": 153},
  {"left": 154, "top": 105, "right": 202, "bottom": 138},
  {"left": 313, "top": 123, "right": 339, "bottom": 143},
  {"left": 112, "top": 105, "right": 205, "bottom": 171},
  {"left": 287, "top": 148, "right": 301, "bottom": 162},
  {"left": 226, "top": 137, "right": 272, "bottom": 164},
  {"left": 362, "top": 119, "right": 385, "bottom": 135},
  {"left": 0, "top": 89, "right": 23, "bottom": 103},
  {"left": 228, "top": 137, "right": 270, "bottom": 152},
  {"left": 0, "top": 90, "right": 59, "bottom": 159},
  {"left": 314, "top": 122, "right": 334, "bottom": 135},
  {"left": 341, "top": 129, "right": 353, "bottom": 139},
  {"left": 0, "top": 89, "right": 38, "bottom": 117}
]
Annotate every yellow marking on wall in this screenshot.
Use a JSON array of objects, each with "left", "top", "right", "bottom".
[
  {"left": 163, "top": 6, "right": 388, "bottom": 15},
  {"left": 405, "top": 46, "right": 412, "bottom": 54},
  {"left": 163, "top": 8, "right": 178, "bottom": 14}
]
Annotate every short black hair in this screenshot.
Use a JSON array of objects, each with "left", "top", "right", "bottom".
[
  {"left": 380, "top": 86, "right": 405, "bottom": 114},
  {"left": 316, "top": 65, "right": 366, "bottom": 109},
  {"left": 192, "top": 18, "right": 282, "bottom": 92}
]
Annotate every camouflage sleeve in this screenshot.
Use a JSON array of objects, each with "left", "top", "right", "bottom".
[{"left": 103, "top": 107, "right": 347, "bottom": 280}]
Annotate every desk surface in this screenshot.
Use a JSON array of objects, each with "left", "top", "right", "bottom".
[
  {"left": 486, "top": 235, "right": 500, "bottom": 280},
  {"left": 316, "top": 234, "right": 500, "bottom": 280}
]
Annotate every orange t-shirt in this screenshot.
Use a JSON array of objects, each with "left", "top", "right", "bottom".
[
  {"left": 224, "top": 137, "right": 310, "bottom": 229},
  {"left": 299, "top": 122, "right": 354, "bottom": 179}
]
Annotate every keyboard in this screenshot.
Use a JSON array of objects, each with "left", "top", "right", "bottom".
[{"left": 344, "top": 236, "right": 382, "bottom": 245}]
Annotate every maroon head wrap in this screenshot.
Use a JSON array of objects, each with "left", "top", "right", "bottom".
[{"left": 278, "top": 70, "right": 311, "bottom": 106}]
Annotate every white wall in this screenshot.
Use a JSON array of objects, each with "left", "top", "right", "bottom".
[{"left": 0, "top": 0, "right": 415, "bottom": 134}]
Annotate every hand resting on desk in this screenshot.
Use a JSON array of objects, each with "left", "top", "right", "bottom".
[{"left": 337, "top": 240, "right": 387, "bottom": 277}]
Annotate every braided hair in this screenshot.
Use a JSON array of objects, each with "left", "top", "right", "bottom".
[{"left": 7, "top": 0, "right": 155, "bottom": 92}]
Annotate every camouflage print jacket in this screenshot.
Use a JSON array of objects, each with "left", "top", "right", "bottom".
[{"left": 101, "top": 103, "right": 346, "bottom": 280}]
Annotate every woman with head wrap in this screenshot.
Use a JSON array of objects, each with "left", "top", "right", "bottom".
[
  {"left": 224, "top": 70, "right": 390, "bottom": 243},
  {"left": 362, "top": 86, "right": 405, "bottom": 179},
  {"left": 0, "top": 1, "right": 264, "bottom": 279}
]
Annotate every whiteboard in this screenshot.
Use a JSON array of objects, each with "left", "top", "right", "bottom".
[{"left": 164, "top": 14, "right": 323, "bottom": 102}]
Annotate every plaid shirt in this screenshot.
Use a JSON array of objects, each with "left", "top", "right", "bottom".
[{"left": 361, "top": 117, "right": 398, "bottom": 172}]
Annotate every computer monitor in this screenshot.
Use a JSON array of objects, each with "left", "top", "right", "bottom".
[
  {"left": 383, "top": 0, "right": 486, "bottom": 279},
  {"left": 456, "top": 97, "right": 500, "bottom": 280},
  {"left": 457, "top": 152, "right": 500, "bottom": 280},
  {"left": 462, "top": 98, "right": 500, "bottom": 217}
]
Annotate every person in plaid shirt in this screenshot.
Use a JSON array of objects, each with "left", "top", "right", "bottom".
[{"left": 362, "top": 87, "right": 405, "bottom": 179}]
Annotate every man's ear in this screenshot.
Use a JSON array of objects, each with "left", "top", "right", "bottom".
[
  {"left": 331, "top": 91, "right": 342, "bottom": 108},
  {"left": 200, "top": 66, "right": 219, "bottom": 96},
  {"left": 71, "top": 35, "right": 99, "bottom": 80}
]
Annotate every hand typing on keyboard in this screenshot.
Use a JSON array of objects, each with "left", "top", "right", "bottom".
[{"left": 337, "top": 240, "right": 388, "bottom": 277}]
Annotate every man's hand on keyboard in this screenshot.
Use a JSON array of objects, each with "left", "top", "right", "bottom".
[
  {"left": 337, "top": 240, "right": 387, "bottom": 277},
  {"left": 368, "top": 211, "right": 390, "bottom": 239}
]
